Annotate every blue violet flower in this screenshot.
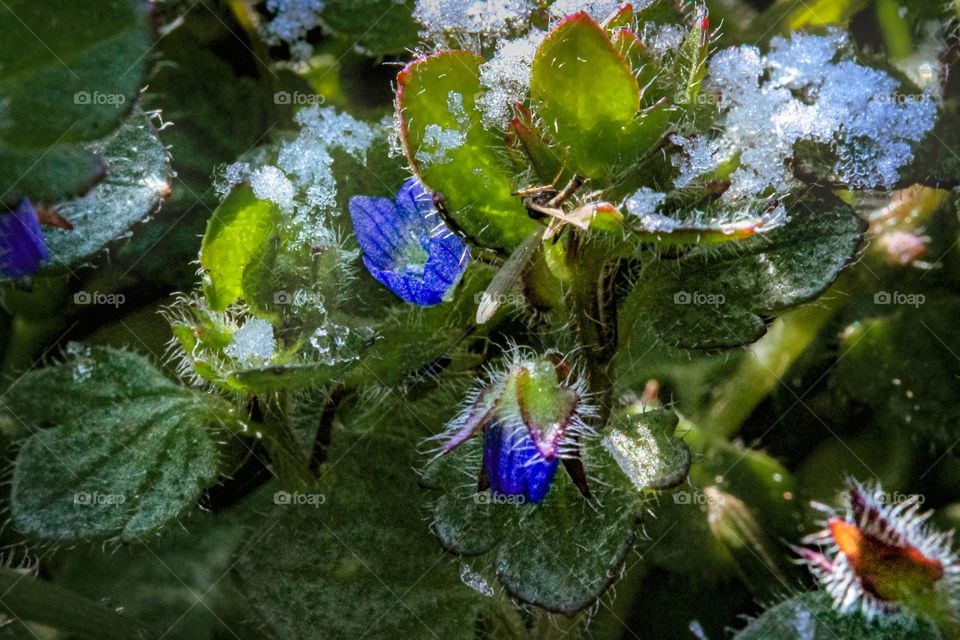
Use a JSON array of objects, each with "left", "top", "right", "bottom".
[
  {"left": 0, "top": 199, "right": 48, "bottom": 279},
  {"left": 349, "top": 177, "right": 469, "bottom": 306}
]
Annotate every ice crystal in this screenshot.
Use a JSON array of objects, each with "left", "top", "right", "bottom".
[
  {"left": 413, "top": 0, "right": 538, "bottom": 46},
  {"left": 414, "top": 92, "right": 469, "bottom": 166},
  {"left": 225, "top": 318, "right": 276, "bottom": 366},
  {"left": 222, "top": 107, "right": 377, "bottom": 244},
  {"left": 262, "top": 0, "right": 325, "bottom": 59},
  {"left": 641, "top": 23, "right": 685, "bottom": 56},
  {"left": 676, "top": 30, "right": 937, "bottom": 199},
  {"left": 477, "top": 29, "right": 546, "bottom": 129},
  {"left": 548, "top": 0, "right": 647, "bottom": 24},
  {"left": 623, "top": 187, "right": 668, "bottom": 218}
]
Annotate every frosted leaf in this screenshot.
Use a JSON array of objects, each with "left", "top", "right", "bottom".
[
  {"left": 477, "top": 29, "right": 546, "bottom": 129},
  {"left": 623, "top": 187, "right": 667, "bottom": 218},
  {"left": 226, "top": 318, "right": 276, "bottom": 366},
  {"left": 309, "top": 321, "right": 363, "bottom": 365},
  {"left": 602, "top": 423, "right": 662, "bottom": 492},
  {"left": 413, "top": 0, "right": 538, "bottom": 45},
  {"left": 677, "top": 29, "right": 938, "bottom": 198},
  {"left": 262, "top": 0, "right": 325, "bottom": 59}
]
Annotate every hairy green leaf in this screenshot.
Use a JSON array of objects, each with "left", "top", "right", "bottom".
[{"left": 7, "top": 346, "right": 231, "bottom": 541}]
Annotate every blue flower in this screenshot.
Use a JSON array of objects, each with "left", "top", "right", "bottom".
[
  {"left": 0, "top": 199, "right": 48, "bottom": 279},
  {"left": 482, "top": 422, "right": 559, "bottom": 504},
  {"left": 349, "top": 177, "right": 469, "bottom": 306}
]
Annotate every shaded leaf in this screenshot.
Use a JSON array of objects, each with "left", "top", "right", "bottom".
[
  {"left": 0, "top": 0, "right": 154, "bottom": 205},
  {"left": 628, "top": 191, "right": 865, "bottom": 349},
  {"left": 7, "top": 346, "right": 231, "bottom": 541}
]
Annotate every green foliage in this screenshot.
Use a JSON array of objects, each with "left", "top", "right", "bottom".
[
  {"left": 6, "top": 346, "right": 232, "bottom": 541},
  {"left": 5, "top": 1, "right": 960, "bottom": 638},
  {"left": 422, "top": 407, "right": 688, "bottom": 613},
  {"left": 0, "top": 0, "right": 154, "bottom": 205},
  {"left": 236, "top": 421, "right": 488, "bottom": 639},
  {"left": 628, "top": 191, "right": 866, "bottom": 349},
  {"left": 735, "top": 592, "right": 944, "bottom": 639}
]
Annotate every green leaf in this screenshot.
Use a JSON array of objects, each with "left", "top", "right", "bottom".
[
  {"left": 835, "top": 298, "right": 960, "bottom": 450},
  {"left": 397, "top": 50, "right": 538, "bottom": 251},
  {"left": 640, "top": 425, "right": 799, "bottom": 595},
  {"left": 0, "top": 567, "right": 157, "bottom": 640},
  {"left": 235, "top": 426, "right": 488, "bottom": 639},
  {"left": 628, "top": 191, "right": 865, "bottom": 350},
  {"left": 734, "top": 592, "right": 943, "bottom": 639},
  {"left": 56, "top": 508, "right": 255, "bottom": 640},
  {"left": 7, "top": 346, "right": 231, "bottom": 541},
  {"left": 0, "top": 0, "right": 154, "bottom": 205},
  {"left": 422, "top": 408, "right": 686, "bottom": 613},
  {"left": 531, "top": 12, "right": 656, "bottom": 178},
  {"left": 39, "top": 111, "right": 171, "bottom": 272},
  {"left": 201, "top": 186, "right": 283, "bottom": 311},
  {"left": 321, "top": 0, "right": 419, "bottom": 56}
]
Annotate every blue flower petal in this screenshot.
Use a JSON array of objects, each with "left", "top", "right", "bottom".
[
  {"left": 349, "top": 177, "right": 470, "bottom": 307},
  {"left": 483, "top": 422, "right": 559, "bottom": 504},
  {"left": 0, "top": 199, "right": 48, "bottom": 279}
]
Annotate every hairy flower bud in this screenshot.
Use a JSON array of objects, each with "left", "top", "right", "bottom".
[{"left": 439, "top": 348, "right": 595, "bottom": 503}]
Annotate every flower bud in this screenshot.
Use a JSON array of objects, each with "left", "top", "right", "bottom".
[{"left": 440, "top": 349, "right": 594, "bottom": 503}]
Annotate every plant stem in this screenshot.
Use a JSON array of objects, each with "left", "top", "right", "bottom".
[
  {"left": 876, "top": 0, "right": 914, "bottom": 60},
  {"left": 535, "top": 609, "right": 581, "bottom": 640},
  {"left": 567, "top": 231, "right": 620, "bottom": 426}
]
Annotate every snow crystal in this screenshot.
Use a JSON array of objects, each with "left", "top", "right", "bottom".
[
  {"left": 415, "top": 92, "right": 469, "bottom": 166},
  {"left": 676, "top": 29, "right": 937, "bottom": 198},
  {"left": 641, "top": 24, "right": 685, "bottom": 56},
  {"left": 262, "top": 0, "right": 325, "bottom": 58},
  {"left": 624, "top": 187, "right": 667, "bottom": 218},
  {"left": 249, "top": 166, "right": 296, "bottom": 212},
  {"left": 477, "top": 29, "right": 546, "bottom": 129},
  {"left": 220, "top": 107, "right": 377, "bottom": 243},
  {"left": 226, "top": 318, "right": 276, "bottom": 366},
  {"left": 413, "top": 0, "right": 538, "bottom": 45},
  {"left": 548, "top": 0, "right": 648, "bottom": 24}
]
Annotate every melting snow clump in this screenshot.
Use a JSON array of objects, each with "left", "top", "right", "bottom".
[
  {"left": 549, "top": 0, "right": 650, "bottom": 24},
  {"left": 478, "top": 29, "right": 546, "bottom": 129},
  {"left": 624, "top": 187, "right": 668, "bottom": 218},
  {"left": 226, "top": 318, "right": 276, "bottom": 366},
  {"left": 415, "top": 92, "right": 470, "bottom": 166},
  {"left": 677, "top": 29, "right": 938, "bottom": 199},
  {"left": 262, "top": 0, "right": 325, "bottom": 59},
  {"left": 221, "top": 107, "right": 376, "bottom": 244},
  {"left": 413, "top": 0, "right": 538, "bottom": 46}
]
